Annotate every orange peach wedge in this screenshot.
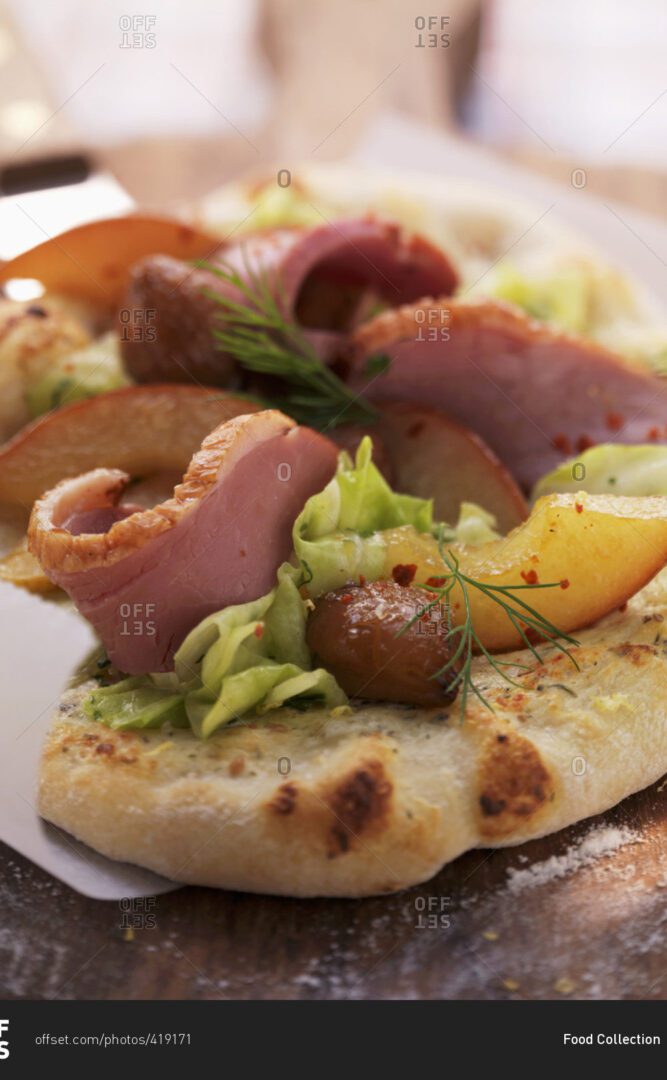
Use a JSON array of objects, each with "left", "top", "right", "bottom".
[
  {"left": 0, "top": 215, "right": 221, "bottom": 312},
  {"left": 383, "top": 491, "right": 667, "bottom": 651},
  {"left": 0, "top": 539, "right": 56, "bottom": 594}
]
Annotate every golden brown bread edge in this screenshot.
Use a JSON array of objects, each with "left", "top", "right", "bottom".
[{"left": 38, "top": 570, "right": 667, "bottom": 897}]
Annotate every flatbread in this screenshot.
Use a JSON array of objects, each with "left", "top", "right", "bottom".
[
  {"left": 31, "top": 167, "right": 667, "bottom": 896},
  {"left": 39, "top": 570, "right": 667, "bottom": 897}
]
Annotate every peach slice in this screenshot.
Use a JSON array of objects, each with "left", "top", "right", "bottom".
[
  {"left": 375, "top": 404, "right": 527, "bottom": 533},
  {"left": 0, "top": 539, "right": 56, "bottom": 593},
  {"left": 0, "top": 215, "right": 220, "bottom": 312},
  {"left": 0, "top": 384, "right": 259, "bottom": 508},
  {"left": 383, "top": 491, "right": 667, "bottom": 651}
]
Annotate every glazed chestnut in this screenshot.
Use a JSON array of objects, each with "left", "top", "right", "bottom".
[
  {"left": 121, "top": 255, "right": 237, "bottom": 387},
  {"left": 306, "top": 580, "right": 460, "bottom": 707}
]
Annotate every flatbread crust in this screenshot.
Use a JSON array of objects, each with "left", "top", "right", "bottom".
[{"left": 39, "top": 570, "right": 667, "bottom": 897}]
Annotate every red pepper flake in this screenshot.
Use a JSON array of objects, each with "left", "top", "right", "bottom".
[
  {"left": 575, "top": 502, "right": 584, "bottom": 513},
  {"left": 552, "top": 433, "right": 572, "bottom": 454},
  {"left": 576, "top": 435, "right": 595, "bottom": 453},
  {"left": 254, "top": 624, "right": 264, "bottom": 638},
  {"left": 340, "top": 593, "right": 354, "bottom": 604},
  {"left": 358, "top": 574, "right": 366, "bottom": 586},
  {"left": 392, "top": 563, "right": 417, "bottom": 587},
  {"left": 426, "top": 576, "right": 447, "bottom": 588},
  {"left": 560, "top": 578, "right": 570, "bottom": 590},
  {"left": 647, "top": 426, "right": 660, "bottom": 441},
  {"left": 605, "top": 411, "right": 623, "bottom": 432},
  {"left": 520, "top": 569, "right": 539, "bottom": 584}
]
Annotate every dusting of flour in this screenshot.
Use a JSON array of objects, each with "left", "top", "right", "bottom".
[{"left": 504, "top": 825, "right": 643, "bottom": 896}]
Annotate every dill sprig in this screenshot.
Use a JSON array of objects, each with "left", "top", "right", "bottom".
[
  {"left": 203, "top": 259, "right": 378, "bottom": 431},
  {"left": 401, "top": 526, "right": 580, "bottom": 720}
]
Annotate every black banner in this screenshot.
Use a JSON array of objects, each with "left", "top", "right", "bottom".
[{"left": 0, "top": 1000, "right": 663, "bottom": 1071}]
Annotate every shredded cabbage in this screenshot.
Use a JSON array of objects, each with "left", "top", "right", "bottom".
[
  {"left": 533, "top": 443, "right": 667, "bottom": 501},
  {"left": 293, "top": 437, "right": 436, "bottom": 596},
  {"left": 84, "top": 566, "right": 345, "bottom": 739},
  {"left": 26, "top": 332, "right": 130, "bottom": 418}
]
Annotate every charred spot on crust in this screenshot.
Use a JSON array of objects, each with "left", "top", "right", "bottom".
[
  {"left": 612, "top": 642, "right": 657, "bottom": 665},
  {"left": 270, "top": 782, "right": 298, "bottom": 815},
  {"left": 477, "top": 732, "right": 553, "bottom": 838},
  {"left": 95, "top": 742, "right": 115, "bottom": 756},
  {"left": 228, "top": 754, "right": 246, "bottom": 778},
  {"left": 327, "top": 760, "right": 392, "bottom": 857},
  {"left": 51, "top": 726, "right": 143, "bottom": 766},
  {"left": 480, "top": 794, "right": 506, "bottom": 816}
]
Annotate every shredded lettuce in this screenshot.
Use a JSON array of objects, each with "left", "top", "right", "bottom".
[
  {"left": 293, "top": 436, "right": 436, "bottom": 596},
  {"left": 453, "top": 502, "right": 500, "bottom": 545},
  {"left": 292, "top": 438, "right": 498, "bottom": 596},
  {"left": 532, "top": 444, "right": 667, "bottom": 501},
  {"left": 84, "top": 678, "right": 188, "bottom": 730},
  {"left": 245, "top": 184, "right": 325, "bottom": 231},
  {"left": 84, "top": 566, "right": 345, "bottom": 739},
  {"left": 25, "top": 332, "right": 130, "bottom": 418},
  {"left": 489, "top": 263, "right": 590, "bottom": 335},
  {"left": 482, "top": 261, "right": 667, "bottom": 375}
]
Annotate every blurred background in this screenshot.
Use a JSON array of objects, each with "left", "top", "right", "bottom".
[{"left": 0, "top": 0, "right": 664, "bottom": 214}]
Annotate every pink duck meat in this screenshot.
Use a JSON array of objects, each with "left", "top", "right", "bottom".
[
  {"left": 29, "top": 411, "right": 338, "bottom": 674},
  {"left": 346, "top": 298, "right": 667, "bottom": 489},
  {"left": 121, "top": 217, "right": 459, "bottom": 385}
]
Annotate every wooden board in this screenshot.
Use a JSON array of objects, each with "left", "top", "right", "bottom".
[{"left": 1, "top": 777, "right": 664, "bottom": 1000}]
